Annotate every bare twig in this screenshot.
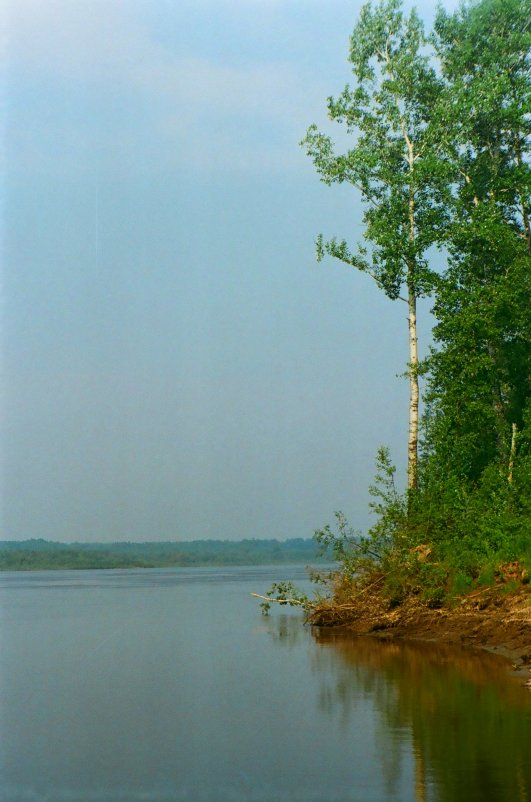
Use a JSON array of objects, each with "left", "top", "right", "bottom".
[{"left": 250, "top": 592, "right": 306, "bottom": 606}]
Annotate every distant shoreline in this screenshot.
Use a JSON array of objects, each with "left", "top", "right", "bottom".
[{"left": 0, "top": 537, "right": 329, "bottom": 572}]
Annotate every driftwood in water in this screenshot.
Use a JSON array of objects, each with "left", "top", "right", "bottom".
[{"left": 250, "top": 592, "right": 306, "bottom": 606}]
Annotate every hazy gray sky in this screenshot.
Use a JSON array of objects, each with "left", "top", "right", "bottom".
[{"left": 3, "top": 0, "right": 457, "bottom": 542}]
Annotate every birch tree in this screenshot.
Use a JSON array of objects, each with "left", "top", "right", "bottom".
[{"left": 302, "top": 0, "right": 448, "bottom": 493}]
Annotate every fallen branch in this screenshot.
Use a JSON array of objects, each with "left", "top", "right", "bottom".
[{"left": 250, "top": 592, "right": 307, "bottom": 606}]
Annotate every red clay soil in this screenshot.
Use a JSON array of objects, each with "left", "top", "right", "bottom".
[{"left": 310, "top": 585, "right": 531, "bottom": 671}]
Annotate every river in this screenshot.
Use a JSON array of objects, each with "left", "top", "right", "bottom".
[{"left": 0, "top": 566, "right": 529, "bottom": 802}]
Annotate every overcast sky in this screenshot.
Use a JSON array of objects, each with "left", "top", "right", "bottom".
[{"left": 2, "top": 0, "right": 458, "bottom": 543}]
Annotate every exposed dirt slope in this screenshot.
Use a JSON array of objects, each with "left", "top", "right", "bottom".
[{"left": 311, "top": 585, "right": 531, "bottom": 669}]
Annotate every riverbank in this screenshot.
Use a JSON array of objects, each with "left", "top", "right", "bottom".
[{"left": 310, "top": 583, "right": 531, "bottom": 672}]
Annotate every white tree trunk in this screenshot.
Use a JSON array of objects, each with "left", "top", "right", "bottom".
[
  {"left": 407, "top": 153, "right": 419, "bottom": 493},
  {"left": 408, "top": 283, "right": 419, "bottom": 491}
]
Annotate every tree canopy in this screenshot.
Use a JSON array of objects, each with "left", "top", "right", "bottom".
[{"left": 302, "top": 0, "right": 530, "bottom": 601}]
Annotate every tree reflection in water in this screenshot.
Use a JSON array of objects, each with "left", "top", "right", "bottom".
[
  {"left": 260, "top": 612, "right": 309, "bottom": 648},
  {"left": 264, "top": 615, "right": 531, "bottom": 802},
  {"left": 311, "top": 629, "right": 531, "bottom": 802}
]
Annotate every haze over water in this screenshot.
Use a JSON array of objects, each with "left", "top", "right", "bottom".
[
  {"left": 4, "top": 0, "right": 457, "bottom": 544},
  {"left": 1, "top": 566, "right": 529, "bottom": 802}
]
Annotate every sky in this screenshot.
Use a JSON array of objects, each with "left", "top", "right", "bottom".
[{"left": 2, "top": 0, "right": 459, "bottom": 543}]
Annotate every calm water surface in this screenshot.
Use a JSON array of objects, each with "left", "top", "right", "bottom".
[{"left": 0, "top": 566, "right": 529, "bottom": 802}]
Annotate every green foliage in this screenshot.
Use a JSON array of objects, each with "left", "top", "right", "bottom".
[
  {"left": 500, "top": 580, "right": 520, "bottom": 595},
  {"left": 403, "top": 0, "right": 531, "bottom": 594},
  {"left": 263, "top": 0, "right": 530, "bottom": 615},
  {"left": 422, "top": 0, "right": 531, "bottom": 492},
  {"left": 317, "top": 449, "right": 412, "bottom": 581},
  {"left": 314, "top": 512, "right": 374, "bottom": 579},
  {"left": 448, "top": 571, "right": 474, "bottom": 600},
  {"left": 368, "top": 447, "right": 408, "bottom": 551},
  {"left": 302, "top": 0, "right": 448, "bottom": 301},
  {"left": 259, "top": 581, "right": 311, "bottom": 616},
  {"left": 312, "top": 449, "right": 407, "bottom": 576},
  {"left": 260, "top": 449, "right": 407, "bottom": 614},
  {"left": 476, "top": 562, "right": 497, "bottom": 588},
  {"left": 421, "top": 583, "right": 446, "bottom": 609}
]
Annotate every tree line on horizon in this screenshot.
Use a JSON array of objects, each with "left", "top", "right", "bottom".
[{"left": 0, "top": 538, "right": 328, "bottom": 571}]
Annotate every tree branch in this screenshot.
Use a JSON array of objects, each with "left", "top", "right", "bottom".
[{"left": 250, "top": 593, "right": 308, "bottom": 606}]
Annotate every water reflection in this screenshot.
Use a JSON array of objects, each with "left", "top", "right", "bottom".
[
  {"left": 2, "top": 568, "right": 529, "bottom": 802},
  {"left": 310, "top": 629, "right": 531, "bottom": 802},
  {"left": 261, "top": 612, "right": 309, "bottom": 647},
  {"left": 263, "top": 615, "right": 531, "bottom": 801}
]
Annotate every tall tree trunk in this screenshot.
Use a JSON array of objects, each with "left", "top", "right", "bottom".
[
  {"left": 508, "top": 422, "right": 517, "bottom": 484},
  {"left": 407, "top": 160, "right": 419, "bottom": 493},
  {"left": 387, "top": 56, "right": 422, "bottom": 496},
  {"left": 408, "top": 276, "right": 419, "bottom": 491}
]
